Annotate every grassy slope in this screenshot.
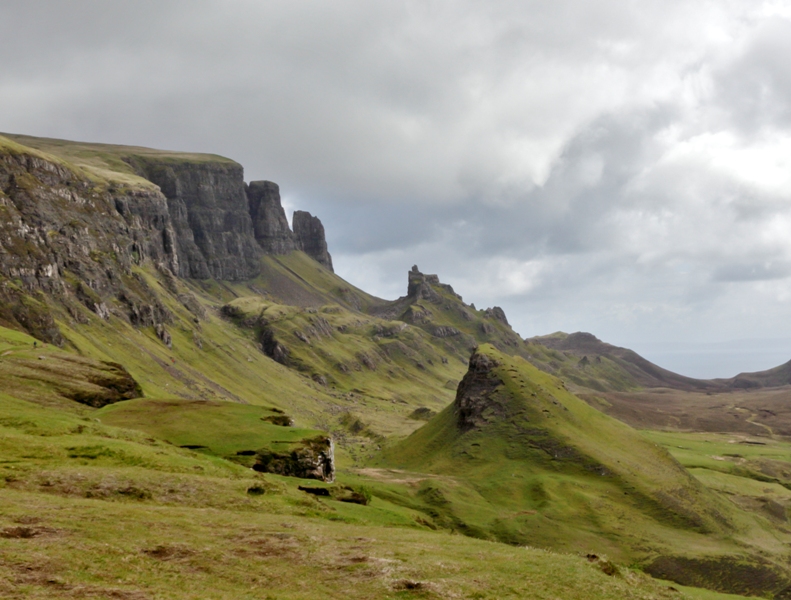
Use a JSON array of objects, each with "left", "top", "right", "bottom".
[
  {"left": 0, "top": 132, "right": 780, "bottom": 598},
  {"left": 97, "top": 398, "right": 320, "bottom": 457},
  {"left": 645, "top": 430, "right": 791, "bottom": 525},
  {"left": 0, "top": 390, "right": 732, "bottom": 599},
  {"left": 379, "top": 345, "right": 791, "bottom": 595},
  {"left": 1, "top": 132, "right": 235, "bottom": 189}
]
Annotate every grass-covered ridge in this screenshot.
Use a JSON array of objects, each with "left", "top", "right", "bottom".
[{"left": 2, "top": 132, "right": 237, "bottom": 189}]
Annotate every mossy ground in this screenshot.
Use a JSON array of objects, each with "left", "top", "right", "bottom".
[{"left": 0, "top": 390, "right": 737, "bottom": 599}]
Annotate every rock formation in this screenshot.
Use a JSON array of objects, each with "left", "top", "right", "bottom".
[
  {"left": 454, "top": 348, "right": 505, "bottom": 431},
  {"left": 0, "top": 137, "right": 336, "bottom": 342},
  {"left": 133, "top": 158, "right": 261, "bottom": 280},
  {"left": 246, "top": 180, "right": 296, "bottom": 254},
  {"left": 293, "top": 210, "right": 333, "bottom": 271},
  {"left": 0, "top": 148, "right": 176, "bottom": 341},
  {"left": 407, "top": 266, "right": 442, "bottom": 302},
  {"left": 252, "top": 436, "right": 335, "bottom": 482},
  {"left": 484, "top": 306, "right": 509, "bottom": 326}
]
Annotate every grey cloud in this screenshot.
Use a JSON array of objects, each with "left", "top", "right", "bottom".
[
  {"left": 714, "top": 17, "right": 791, "bottom": 134},
  {"left": 712, "top": 261, "right": 791, "bottom": 282},
  {"left": 3, "top": 1, "right": 791, "bottom": 372}
]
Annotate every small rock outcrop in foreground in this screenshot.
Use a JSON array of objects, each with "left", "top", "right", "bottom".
[{"left": 252, "top": 436, "right": 335, "bottom": 482}]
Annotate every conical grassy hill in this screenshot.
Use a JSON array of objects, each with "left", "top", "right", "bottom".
[{"left": 382, "top": 344, "right": 791, "bottom": 597}]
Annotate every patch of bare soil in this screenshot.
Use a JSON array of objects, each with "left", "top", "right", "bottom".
[
  {"left": 1, "top": 560, "right": 150, "bottom": 599},
  {"left": 231, "top": 531, "right": 303, "bottom": 559},
  {"left": 1, "top": 525, "right": 60, "bottom": 538},
  {"left": 141, "top": 544, "right": 194, "bottom": 561}
]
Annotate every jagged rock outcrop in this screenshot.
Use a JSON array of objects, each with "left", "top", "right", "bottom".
[
  {"left": 293, "top": 210, "right": 333, "bottom": 271},
  {"left": 484, "top": 306, "right": 509, "bottom": 326},
  {"left": 407, "top": 265, "right": 442, "bottom": 302},
  {"left": 133, "top": 158, "right": 262, "bottom": 280},
  {"left": 259, "top": 326, "right": 289, "bottom": 364},
  {"left": 246, "top": 180, "right": 296, "bottom": 254},
  {"left": 454, "top": 349, "right": 505, "bottom": 431},
  {"left": 252, "top": 436, "right": 335, "bottom": 482}
]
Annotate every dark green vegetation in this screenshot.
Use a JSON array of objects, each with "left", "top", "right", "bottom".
[{"left": 1, "top": 133, "right": 789, "bottom": 598}]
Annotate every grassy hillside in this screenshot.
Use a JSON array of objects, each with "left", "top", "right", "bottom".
[
  {"left": 1, "top": 132, "right": 235, "bottom": 189},
  {"left": 381, "top": 345, "right": 791, "bottom": 597},
  {"left": 3, "top": 132, "right": 791, "bottom": 598},
  {"left": 0, "top": 388, "right": 743, "bottom": 599}
]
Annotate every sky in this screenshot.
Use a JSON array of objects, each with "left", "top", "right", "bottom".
[{"left": 2, "top": 1, "right": 791, "bottom": 377}]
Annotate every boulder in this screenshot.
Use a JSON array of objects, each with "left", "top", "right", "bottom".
[{"left": 252, "top": 436, "right": 335, "bottom": 482}]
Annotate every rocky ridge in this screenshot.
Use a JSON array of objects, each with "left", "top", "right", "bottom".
[{"left": 0, "top": 135, "right": 334, "bottom": 342}]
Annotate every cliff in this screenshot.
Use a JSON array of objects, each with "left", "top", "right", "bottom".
[
  {"left": 0, "top": 141, "right": 176, "bottom": 341},
  {"left": 0, "top": 134, "right": 336, "bottom": 342},
  {"left": 133, "top": 157, "right": 262, "bottom": 280},
  {"left": 246, "top": 180, "right": 297, "bottom": 255},
  {"left": 293, "top": 210, "right": 333, "bottom": 272}
]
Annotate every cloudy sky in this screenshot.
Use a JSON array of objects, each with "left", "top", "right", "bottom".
[{"left": 3, "top": 0, "right": 791, "bottom": 377}]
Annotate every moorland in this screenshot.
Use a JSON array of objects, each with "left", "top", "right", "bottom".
[{"left": 2, "top": 133, "right": 791, "bottom": 599}]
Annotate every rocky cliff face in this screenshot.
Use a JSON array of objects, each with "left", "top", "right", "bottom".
[
  {"left": 0, "top": 148, "right": 176, "bottom": 341},
  {"left": 454, "top": 349, "right": 505, "bottom": 431},
  {"left": 133, "top": 158, "right": 262, "bottom": 280},
  {"left": 293, "top": 210, "right": 333, "bottom": 272},
  {"left": 246, "top": 180, "right": 296, "bottom": 254},
  {"left": 0, "top": 137, "right": 336, "bottom": 343}
]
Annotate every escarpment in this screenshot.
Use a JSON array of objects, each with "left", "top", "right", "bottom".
[
  {"left": 0, "top": 148, "right": 177, "bottom": 341},
  {"left": 0, "top": 135, "right": 335, "bottom": 341},
  {"left": 133, "top": 158, "right": 262, "bottom": 280}
]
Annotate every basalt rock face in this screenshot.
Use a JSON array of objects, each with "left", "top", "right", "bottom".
[
  {"left": 134, "top": 159, "right": 261, "bottom": 280},
  {"left": 407, "top": 265, "right": 442, "bottom": 302},
  {"left": 454, "top": 349, "right": 505, "bottom": 431},
  {"left": 0, "top": 137, "right": 337, "bottom": 343},
  {"left": 0, "top": 148, "right": 176, "bottom": 341},
  {"left": 293, "top": 210, "right": 333, "bottom": 272},
  {"left": 246, "top": 180, "right": 296, "bottom": 255}
]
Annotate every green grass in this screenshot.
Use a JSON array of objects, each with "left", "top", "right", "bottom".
[
  {"left": 376, "top": 345, "right": 791, "bottom": 596},
  {"left": 97, "top": 397, "right": 322, "bottom": 457},
  {"left": 0, "top": 387, "right": 708, "bottom": 599},
  {"left": 1, "top": 132, "right": 237, "bottom": 189}
]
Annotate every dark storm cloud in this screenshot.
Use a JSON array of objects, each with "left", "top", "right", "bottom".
[{"left": 3, "top": 0, "right": 791, "bottom": 370}]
